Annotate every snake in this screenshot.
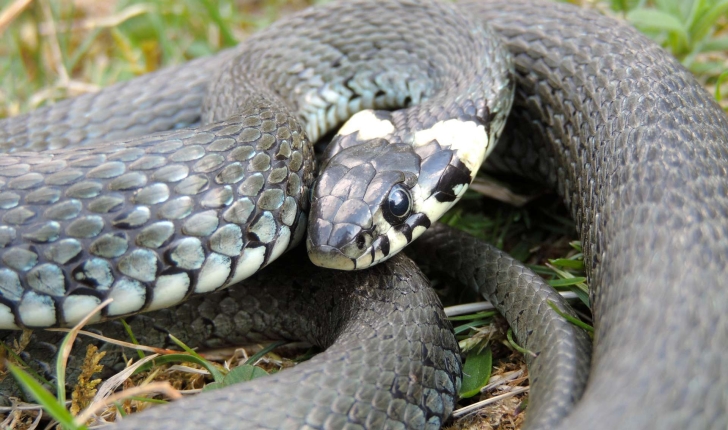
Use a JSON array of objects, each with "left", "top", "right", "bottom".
[
  {"left": 0, "top": 0, "right": 727, "bottom": 428},
  {"left": 0, "top": 0, "right": 511, "bottom": 328},
  {"left": 1, "top": 224, "right": 590, "bottom": 429}
]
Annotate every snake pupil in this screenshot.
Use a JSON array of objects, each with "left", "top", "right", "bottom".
[{"left": 387, "top": 185, "right": 412, "bottom": 220}]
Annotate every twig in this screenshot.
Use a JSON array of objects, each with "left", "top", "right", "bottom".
[
  {"left": 47, "top": 328, "right": 179, "bottom": 355},
  {"left": 75, "top": 382, "right": 181, "bottom": 425},
  {"left": 56, "top": 298, "right": 113, "bottom": 412},
  {"left": 90, "top": 354, "right": 160, "bottom": 406},
  {"left": 40, "top": 0, "right": 69, "bottom": 85},
  {"left": 451, "top": 386, "right": 530, "bottom": 418},
  {"left": 444, "top": 291, "right": 579, "bottom": 317},
  {"left": 37, "top": 4, "right": 151, "bottom": 34}
]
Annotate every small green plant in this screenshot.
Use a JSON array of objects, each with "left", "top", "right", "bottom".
[
  {"left": 459, "top": 346, "right": 493, "bottom": 399},
  {"left": 615, "top": 0, "right": 728, "bottom": 79},
  {"left": 7, "top": 362, "right": 86, "bottom": 430}
]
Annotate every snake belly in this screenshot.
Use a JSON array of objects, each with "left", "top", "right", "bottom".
[{"left": 0, "top": 0, "right": 510, "bottom": 329}]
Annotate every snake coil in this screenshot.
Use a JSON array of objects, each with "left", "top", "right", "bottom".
[{"left": 1, "top": 0, "right": 727, "bottom": 429}]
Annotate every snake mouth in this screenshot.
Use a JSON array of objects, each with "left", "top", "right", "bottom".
[{"left": 306, "top": 240, "right": 356, "bottom": 270}]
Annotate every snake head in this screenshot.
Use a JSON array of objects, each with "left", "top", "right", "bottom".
[{"left": 307, "top": 110, "right": 477, "bottom": 270}]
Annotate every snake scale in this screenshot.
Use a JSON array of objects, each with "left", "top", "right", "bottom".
[{"left": 1, "top": 0, "right": 728, "bottom": 429}]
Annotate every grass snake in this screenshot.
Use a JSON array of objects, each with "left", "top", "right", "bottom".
[
  {"left": 1, "top": 224, "right": 589, "bottom": 429},
  {"left": 1, "top": 0, "right": 728, "bottom": 428},
  {"left": 0, "top": 0, "right": 511, "bottom": 327}
]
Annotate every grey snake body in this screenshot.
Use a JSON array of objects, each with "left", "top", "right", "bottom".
[
  {"left": 1, "top": 224, "right": 589, "bottom": 429},
  {"left": 0, "top": 0, "right": 510, "bottom": 327},
  {"left": 1, "top": 0, "right": 728, "bottom": 429}
]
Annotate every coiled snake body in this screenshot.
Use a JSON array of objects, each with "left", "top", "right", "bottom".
[
  {"left": 1, "top": 0, "right": 728, "bottom": 429},
  {"left": 0, "top": 0, "right": 511, "bottom": 327}
]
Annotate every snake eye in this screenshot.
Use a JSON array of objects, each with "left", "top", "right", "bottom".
[{"left": 384, "top": 184, "right": 412, "bottom": 223}]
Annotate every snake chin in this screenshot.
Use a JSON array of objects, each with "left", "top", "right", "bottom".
[
  {"left": 306, "top": 239, "right": 356, "bottom": 270},
  {"left": 305, "top": 230, "right": 389, "bottom": 270}
]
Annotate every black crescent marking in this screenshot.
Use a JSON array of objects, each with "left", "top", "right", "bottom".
[
  {"left": 379, "top": 235, "right": 390, "bottom": 257},
  {"left": 435, "top": 159, "right": 472, "bottom": 203},
  {"left": 406, "top": 212, "right": 431, "bottom": 231},
  {"left": 396, "top": 223, "right": 413, "bottom": 243}
]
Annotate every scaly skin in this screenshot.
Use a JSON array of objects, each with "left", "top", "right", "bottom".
[
  {"left": 0, "top": 0, "right": 507, "bottom": 330},
  {"left": 1, "top": 0, "right": 727, "bottom": 428},
  {"left": 473, "top": 0, "right": 728, "bottom": 428},
  {"left": 1, "top": 225, "right": 586, "bottom": 429},
  {"left": 408, "top": 224, "right": 592, "bottom": 430}
]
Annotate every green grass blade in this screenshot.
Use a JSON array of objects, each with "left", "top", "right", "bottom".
[
  {"left": 125, "top": 396, "right": 168, "bottom": 404},
  {"left": 133, "top": 354, "right": 226, "bottom": 383},
  {"left": 113, "top": 401, "right": 127, "bottom": 417},
  {"left": 570, "top": 287, "right": 591, "bottom": 307},
  {"left": 7, "top": 362, "right": 85, "bottom": 430},
  {"left": 700, "top": 35, "right": 728, "bottom": 53},
  {"left": 1, "top": 344, "right": 52, "bottom": 386},
  {"left": 690, "top": 0, "right": 728, "bottom": 43},
  {"left": 55, "top": 331, "right": 74, "bottom": 411},
  {"left": 168, "top": 334, "right": 225, "bottom": 382},
  {"left": 449, "top": 311, "right": 498, "bottom": 322},
  {"left": 243, "top": 340, "right": 288, "bottom": 366},
  {"left": 547, "top": 265, "right": 589, "bottom": 294},
  {"left": 454, "top": 319, "right": 493, "bottom": 335},
  {"left": 506, "top": 329, "right": 537, "bottom": 357},
  {"left": 716, "top": 71, "right": 728, "bottom": 104},
  {"left": 199, "top": 0, "right": 238, "bottom": 46},
  {"left": 683, "top": 0, "right": 703, "bottom": 28},
  {"left": 610, "top": 0, "right": 647, "bottom": 12},
  {"left": 548, "top": 277, "right": 588, "bottom": 287},
  {"left": 547, "top": 301, "right": 595, "bottom": 333},
  {"left": 121, "top": 319, "right": 146, "bottom": 360},
  {"left": 548, "top": 258, "right": 585, "bottom": 270},
  {"left": 654, "top": 0, "right": 684, "bottom": 17},
  {"left": 627, "top": 8, "right": 689, "bottom": 45},
  {"left": 67, "top": 28, "right": 104, "bottom": 73},
  {"left": 168, "top": 334, "right": 195, "bottom": 353}
]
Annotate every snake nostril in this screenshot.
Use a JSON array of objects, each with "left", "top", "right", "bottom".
[{"left": 355, "top": 234, "right": 366, "bottom": 249}]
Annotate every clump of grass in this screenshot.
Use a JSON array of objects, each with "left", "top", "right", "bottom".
[
  {"left": 5, "top": 306, "right": 291, "bottom": 428},
  {"left": 0, "top": 0, "right": 315, "bottom": 117},
  {"left": 608, "top": 0, "right": 728, "bottom": 108}
]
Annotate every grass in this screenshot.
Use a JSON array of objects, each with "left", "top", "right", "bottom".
[
  {"left": 0, "top": 0, "right": 317, "bottom": 118},
  {"left": 0, "top": 0, "right": 726, "bottom": 429},
  {"left": 617, "top": 0, "right": 728, "bottom": 82}
]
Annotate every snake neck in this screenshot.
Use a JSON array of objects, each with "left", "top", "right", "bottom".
[{"left": 303, "top": 0, "right": 514, "bottom": 270}]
